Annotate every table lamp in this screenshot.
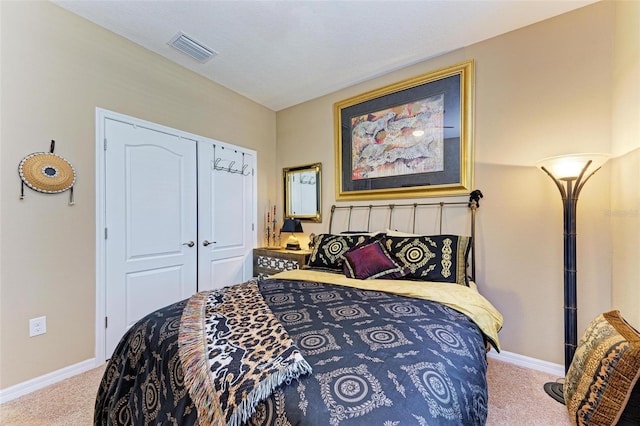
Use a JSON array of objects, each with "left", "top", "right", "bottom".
[{"left": 281, "top": 218, "right": 304, "bottom": 250}]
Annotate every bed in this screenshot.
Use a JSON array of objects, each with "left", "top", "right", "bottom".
[{"left": 95, "top": 192, "right": 503, "bottom": 425}]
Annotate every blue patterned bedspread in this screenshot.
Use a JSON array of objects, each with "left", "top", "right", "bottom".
[
  {"left": 248, "top": 278, "right": 489, "bottom": 425},
  {"left": 95, "top": 277, "right": 490, "bottom": 425}
]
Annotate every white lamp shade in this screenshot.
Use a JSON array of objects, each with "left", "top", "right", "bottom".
[{"left": 536, "top": 153, "right": 610, "bottom": 181}]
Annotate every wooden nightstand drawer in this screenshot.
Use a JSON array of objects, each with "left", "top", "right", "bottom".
[{"left": 253, "top": 248, "right": 311, "bottom": 279}]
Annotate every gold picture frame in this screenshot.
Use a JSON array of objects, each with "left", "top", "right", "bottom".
[{"left": 334, "top": 60, "right": 474, "bottom": 201}]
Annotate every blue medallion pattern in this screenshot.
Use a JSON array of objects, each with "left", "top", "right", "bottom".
[{"left": 250, "top": 278, "right": 489, "bottom": 425}]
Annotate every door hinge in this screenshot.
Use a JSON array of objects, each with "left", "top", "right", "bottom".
[
  {"left": 104, "top": 138, "right": 107, "bottom": 151},
  {"left": 105, "top": 316, "right": 108, "bottom": 328},
  {"left": 252, "top": 223, "right": 255, "bottom": 231},
  {"left": 104, "top": 228, "right": 108, "bottom": 239},
  {"left": 252, "top": 168, "right": 255, "bottom": 176}
]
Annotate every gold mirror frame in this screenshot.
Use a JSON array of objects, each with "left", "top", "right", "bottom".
[{"left": 283, "top": 163, "right": 322, "bottom": 222}]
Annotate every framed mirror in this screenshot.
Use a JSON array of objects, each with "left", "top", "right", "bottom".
[{"left": 283, "top": 162, "right": 322, "bottom": 222}]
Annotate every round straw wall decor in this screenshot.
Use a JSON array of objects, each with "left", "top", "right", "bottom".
[{"left": 18, "top": 140, "right": 76, "bottom": 205}]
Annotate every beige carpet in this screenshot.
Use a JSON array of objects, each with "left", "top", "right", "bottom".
[
  {"left": 487, "top": 359, "right": 571, "bottom": 426},
  {"left": 0, "top": 358, "right": 571, "bottom": 425}
]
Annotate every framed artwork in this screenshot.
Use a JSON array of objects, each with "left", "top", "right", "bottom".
[{"left": 334, "top": 60, "right": 474, "bottom": 201}]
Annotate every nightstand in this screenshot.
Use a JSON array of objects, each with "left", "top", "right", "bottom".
[{"left": 253, "top": 247, "right": 312, "bottom": 279}]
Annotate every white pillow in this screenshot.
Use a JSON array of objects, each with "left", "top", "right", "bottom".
[
  {"left": 340, "top": 230, "right": 384, "bottom": 237},
  {"left": 385, "top": 228, "right": 419, "bottom": 237}
]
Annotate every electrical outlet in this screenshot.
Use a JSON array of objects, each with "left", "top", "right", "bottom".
[{"left": 29, "top": 316, "right": 46, "bottom": 337}]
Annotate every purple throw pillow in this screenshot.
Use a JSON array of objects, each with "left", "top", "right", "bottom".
[{"left": 343, "top": 241, "right": 408, "bottom": 280}]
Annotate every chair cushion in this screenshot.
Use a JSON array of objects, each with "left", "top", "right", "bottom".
[{"left": 564, "top": 310, "right": 640, "bottom": 426}]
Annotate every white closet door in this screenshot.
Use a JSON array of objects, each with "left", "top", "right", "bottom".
[
  {"left": 197, "top": 141, "right": 255, "bottom": 290},
  {"left": 104, "top": 119, "right": 198, "bottom": 356},
  {"left": 98, "top": 109, "right": 257, "bottom": 360}
]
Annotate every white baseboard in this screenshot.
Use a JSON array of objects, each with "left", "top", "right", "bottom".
[
  {"left": 0, "top": 358, "right": 99, "bottom": 404},
  {"left": 488, "top": 349, "right": 565, "bottom": 378}
]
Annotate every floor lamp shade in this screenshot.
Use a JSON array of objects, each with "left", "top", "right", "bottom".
[{"left": 536, "top": 153, "right": 609, "bottom": 403}]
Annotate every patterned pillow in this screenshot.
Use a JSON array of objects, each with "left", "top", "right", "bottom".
[
  {"left": 307, "top": 233, "right": 375, "bottom": 271},
  {"left": 564, "top": 310, "right": 640, "bottom": 426},
  {"left": 343, "top": 240, "right": 409, "bottom": 280},
  {"left": 382, "top": 235, "right": 471, "bottom": 286}
]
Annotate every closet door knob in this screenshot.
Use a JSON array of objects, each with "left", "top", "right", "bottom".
[
  {"left": 203, "top": 240, "right": 215, "bottom": 246},
  {"left": 182, "top": 241, "right": 195, "bottom": 247}
]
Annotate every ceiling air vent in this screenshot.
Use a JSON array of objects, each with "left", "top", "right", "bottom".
[{"left": 168, "top": 32, "right": 217, "bottom": 63}]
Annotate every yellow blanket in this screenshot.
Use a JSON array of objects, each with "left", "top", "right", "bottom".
[{"left": 270, "top": 269, "right": 503, "bottom": 351}]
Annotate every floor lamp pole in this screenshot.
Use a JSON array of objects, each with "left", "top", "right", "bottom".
[
  {"left": 562, "top": 179, "right": 578, "bottom": 373},
  {"left": 536, "top": 153, "right": 609, "bottom": 404}
]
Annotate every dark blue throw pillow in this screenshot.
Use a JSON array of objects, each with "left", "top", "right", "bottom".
[
  {"left": 382, "top": 235, "right": 471, "bottom": 286},
  {"left": 307, "top": 234, "right": 375, "bottom": 271}
]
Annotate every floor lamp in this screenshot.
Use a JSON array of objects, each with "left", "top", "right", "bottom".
[{"left": 536, "top": 153, "right": 609, "bottom": 403}]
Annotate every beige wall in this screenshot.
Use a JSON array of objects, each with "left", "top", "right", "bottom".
[
  {"left": 611, "top": 149, "right": 640, "bottom": 327},
  {"left": 610, "top": 0, "right": 640, "bottom": 328},
  {"left": 0, "top": 1, "right": 277, "bottom": 389},
  {"left": 277, "top": 1, "right": 639, "bottom": 365}
]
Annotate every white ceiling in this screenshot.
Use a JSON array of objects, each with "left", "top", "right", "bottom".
[{"left": 52, "top": 0, "right": 597, "bottom": 111}]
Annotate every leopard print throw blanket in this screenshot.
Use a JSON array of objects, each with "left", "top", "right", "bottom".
[{"left": 178, "top": 280, "right": 312, "bottom": 426}]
